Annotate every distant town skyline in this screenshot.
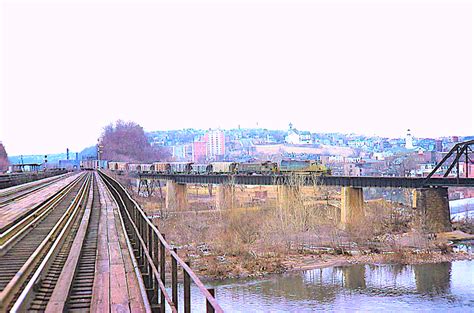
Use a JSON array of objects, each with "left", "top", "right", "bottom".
[{"left": 1, "top": 0, "right": 472, "bottom": 155}]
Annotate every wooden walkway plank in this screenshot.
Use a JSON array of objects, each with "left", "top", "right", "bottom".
[
  {"left": 113, "top": 201, "right": 149, "bottom": 313},
  {"left": 90, "top": 172, "right": 149, "bottom": 313}
]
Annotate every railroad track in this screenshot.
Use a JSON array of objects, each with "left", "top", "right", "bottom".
[
  {"left": 64, "top": 178, "right": 100, "bottom": 312},
  {"left": 0, "top": 172, "right": 91, "bottom": 312},
  {"left": 2, "top": 172, "right": 102, "bottom": 313},
  {"left": 0, "top": 174, "right": 68, "bottom": 208},
  {"left": 0, "top": 173, "right": 85, "bottom": 248},
  {"left": 25, "top": 175, "right": 100, "bottom": 312}
]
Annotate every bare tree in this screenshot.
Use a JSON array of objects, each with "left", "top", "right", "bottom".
[
  {"left": 101, "top": 120, "right": 170, "bottom": 162},
  {"left": 0, "top": 142, "right": 9, "bottom": 172}
]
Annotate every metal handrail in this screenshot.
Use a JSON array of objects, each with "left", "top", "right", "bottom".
[{"left": 99, "top": 170, "right": 223, "bottom": 312}]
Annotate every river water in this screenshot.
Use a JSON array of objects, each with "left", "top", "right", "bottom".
[{"left": 177, "top": 260, "right": 473, "bottom": 312}]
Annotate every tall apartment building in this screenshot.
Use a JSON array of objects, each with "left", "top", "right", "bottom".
[{"left": 204, "top": 129, "right": 225, "bottom": 160}]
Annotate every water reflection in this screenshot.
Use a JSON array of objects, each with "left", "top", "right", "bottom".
[
  {"left": 183, "top": 260, "right": 473, "bottom": 312},
  {"left": 414, "top": 262, "right": 451, "bottom": 295}
]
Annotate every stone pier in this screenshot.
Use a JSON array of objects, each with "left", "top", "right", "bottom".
[
  {"left": 276, "top": 185, "right": 300, "bottom": 209},
  {"left": 165, "top": 180, "right": 188, "bottom": 211},
  {"left": 412, "top": 187, "right": 452, "bottom": 233},
  {"left": 216, "top": 185, "right": 235, "bottom": 210},
  {"left": 340, "top": 187, "right": 365, "bottom": 230}
]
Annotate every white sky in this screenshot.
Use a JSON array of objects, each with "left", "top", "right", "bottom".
[{"left": 0, "top": 0, "right": 472, "bottom": 155}]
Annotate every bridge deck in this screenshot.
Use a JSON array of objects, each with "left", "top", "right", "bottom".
[
  {"left": 0, "top": 173, "right": 81, "bottom": 231},
  {"left": 137, "top": 173, "right": 474, "bottom": 188},
  {"left": 92, "top": 172, "right": 149, "bottom": 312}
]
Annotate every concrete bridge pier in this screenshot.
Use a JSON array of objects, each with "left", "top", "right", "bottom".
[
  {"left": 216, "top": 185, "right": 235, "bottom": 210},
  {"left": 276, "top": 185, "right": 300, "bottom": 209},
  {"left": 165, "top": 180, "right": 188, "bottom": 211},
  {"left": 340, "top": 187, "right": 365, "bottom": 230},
  {"left": 412, "top": 187, "right": 452, "bottom": 233}
]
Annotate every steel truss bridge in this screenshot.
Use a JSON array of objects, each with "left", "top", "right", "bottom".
[{"left": 136, "top": 140, "right": 474, "bottom": 189}]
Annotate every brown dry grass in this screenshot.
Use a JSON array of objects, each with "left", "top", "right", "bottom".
[{"left": 127, "top": 176, "right": 460, "bottom": 279}]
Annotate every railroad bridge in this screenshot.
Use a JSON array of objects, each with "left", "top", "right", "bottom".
[
  {"left": 0, "top": 171, "right": 222, "bottom": 312},
  {"left": 0, "top": 140, "right": 472, "bottom": 312},
  {"left": 136, "top": 140, "right": 474, "bottom": 232}
]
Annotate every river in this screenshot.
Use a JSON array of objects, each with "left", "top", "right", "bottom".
[{"left": 173, "top": 260, "right": 473, "bottom": 312}]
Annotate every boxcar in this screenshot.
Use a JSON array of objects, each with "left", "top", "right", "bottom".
[{"left": 211, "top": 162, "right": 237, "bottom": 174}]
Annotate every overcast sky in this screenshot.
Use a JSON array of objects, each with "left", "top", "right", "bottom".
[{"left": 0, "top": 0, "right": 472, "bottom": 155}]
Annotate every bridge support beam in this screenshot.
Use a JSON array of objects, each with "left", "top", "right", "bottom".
[
  {"left": 276, "top": 185, "right": 300, "bottom": 209},
  {"left": 412, "top": 187, "right": 452, "bottom": 233},
  {"left": 165, "top": 180, "right": 188, "bottom": 211},
  {"left": 340, "top": 187, "right": 365, "bottom": 230},
  {"left": 216, "top": 185, "right": 235, "bottom": 210}
]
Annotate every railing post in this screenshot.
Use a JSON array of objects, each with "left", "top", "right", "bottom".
[
  {"left": 153, "top": 232, "right": 159, "bottom": 306},
  {"left": 160, "top": 235, "right": 166, "bottom": 313},
  {"left": 184, "top": 261, "right": 191, "bottom": 313},
  {"left": 138, "top": 218, "right": 144, "bottom": 268},
  {"left": 172, "top": 248, "right": 178, "bottom": 311},
  {"left": 147, "top": 223, "right": 153, "bottom": 289},
  {"left": 206, "top": 288, "right": 215, "bottom": 313}
]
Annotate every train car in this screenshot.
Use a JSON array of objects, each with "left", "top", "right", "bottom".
[
  {"left": 139, "top": 163, "right": 154, "bottom": 173},
  {"left": 128, "top": 163, "right": 143, "bottom": 172},
  {"left": 108, "top": 161, "right": 129, "bottom": 172},
  {"left": 237, "top": 161, "right": 278, "bottom": 175},
  {"left": 80, "top": 159, "right": 97, "bottom": 170},
  {"left": 170, "top": 162, "right": 193, "bottom": 174},
  {"left": 153, "top": 162, "right": 171, "bottom": 174},
  {"left": 279, "top": 160, "right": 330, "bottom": 175},
  {"left": 191, "top": 164, "right": 213, "bottom": 174},
  {"left": 211, "top": 162, "right": 237, "bottom": 174}
]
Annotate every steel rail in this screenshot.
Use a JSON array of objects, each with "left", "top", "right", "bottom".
[
  {"left": 0, "top": 173, "right": 66, "bottom": 201},
  {"left": 0, "top": 173, "right": 85, "bottom": 251},
  {"left": 99, "top": 170, "right": 223, "bottom": 313},
  {"left": 10, "top": 173, "right": 92, "bottom": 312},
  {"left": 0, "top": 173, "right": 91, "bottom": 312},
  {"left": 0, "top": 170, "right": 68, "bottom": 190}
]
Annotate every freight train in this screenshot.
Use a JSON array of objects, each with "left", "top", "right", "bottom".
[{"left": 107, "top": 160, "right": 330, "bottom": 175}]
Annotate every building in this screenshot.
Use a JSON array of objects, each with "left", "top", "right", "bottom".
[
  {"left": 204, "top": 129, "right": 225, "bottom": 160},
  {"left": 343, "top": 163, "right": 363, "bottom": 176},
  {"left": 192, "top": 140, "right": 207, "bottom": 163},
  {"left": 172, "top": 144, "right": 193, "bottom": 161},
  {"left": 285, "top": 123, "right": 312, "bottom": 145}
]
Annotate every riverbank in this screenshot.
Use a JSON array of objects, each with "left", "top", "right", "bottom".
[
  {"left": 187, "top": 244, "right": 473, "bottom": 281},
  {"left": 126, "top": 179, "right": 474, "bottom": 281}
]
